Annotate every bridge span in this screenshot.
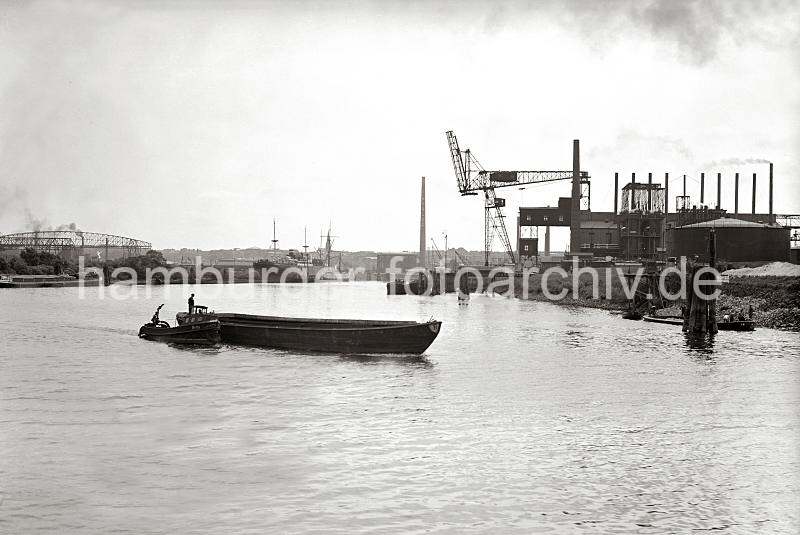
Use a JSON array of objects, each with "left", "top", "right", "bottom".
[{"left": 0, "top": 231, "right": 151, "bottom": 259}]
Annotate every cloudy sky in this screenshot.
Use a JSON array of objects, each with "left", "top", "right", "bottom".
[{"left": 1, "top": 0, "right": 798, "bottom": 252}]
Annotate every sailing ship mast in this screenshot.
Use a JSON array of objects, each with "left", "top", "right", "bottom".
[
  {"left": 303, "top": 226, "right": 309, "bottom": 263},
  {"left": 324, "top": 226, "right": 333, "bottom": 268},
  {"left": 271, "top": 219, "right": 279, "bottom": 250}
]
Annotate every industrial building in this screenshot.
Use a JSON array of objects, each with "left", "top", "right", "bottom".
[
  {"left": 579, "top": 220, "right": 620, "bottom": 257},
  {"left": 441, "top": 132, "right": 797, "bottom": 267},
  {"left": 516, "top": 163, "right": 796, "bottom": 265}
]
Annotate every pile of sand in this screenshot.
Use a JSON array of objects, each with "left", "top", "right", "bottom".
[{"left": 722, "top": 262, "right": 800, "bottom": 277}]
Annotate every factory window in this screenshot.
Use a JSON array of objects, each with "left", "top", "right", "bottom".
[
  {"left": 543, "top": 216, "right": 549, "bottom": 222},
  {"left": 526, "top": 215, "right": 531, "bottom": 222},
  {"left": 523, "top": 245, "right": 529, "bottom": 252},
  {"left": 559, "top": 215, "right": 564, "bottom": 222}
]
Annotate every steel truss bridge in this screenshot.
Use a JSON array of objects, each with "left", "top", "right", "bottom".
[{"left": 0, "top": 231, "right": 151, "bottom": 257}]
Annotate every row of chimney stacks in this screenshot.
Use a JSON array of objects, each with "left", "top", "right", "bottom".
[{"left": 612, "top": 163, "right": 773, "bottom": 215}]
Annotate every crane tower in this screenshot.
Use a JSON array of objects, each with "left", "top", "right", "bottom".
[{"left": 445, "top": 131, "right": 590, "bottom": 265}]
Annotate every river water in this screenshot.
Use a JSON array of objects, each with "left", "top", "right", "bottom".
[{"left": 1, "top": 282, "right": 798, "bottom": 533}]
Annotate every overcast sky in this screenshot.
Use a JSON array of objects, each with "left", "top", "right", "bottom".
[{"left": 1, "top": 0, "right": 798, "bottom": 252}]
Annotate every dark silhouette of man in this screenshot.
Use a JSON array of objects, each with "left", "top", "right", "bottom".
[
  {"left": 151, "top": 304, "right": 164, "bottom": 325},
  {"left": 188, "top": 293, "right": 195, "bottom": 314}
]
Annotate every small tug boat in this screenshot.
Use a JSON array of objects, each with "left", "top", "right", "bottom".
[{"left": 139, "top": 304, "right": 220, "bottom": 345}]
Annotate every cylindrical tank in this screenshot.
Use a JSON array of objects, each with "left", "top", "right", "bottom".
[{"left": 668, "top": 217, "right": 789, "bottom": 263}]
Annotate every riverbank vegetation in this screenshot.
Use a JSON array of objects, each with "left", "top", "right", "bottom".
[
  {"left": 0, "top": 248, "right": 73, "bottom": 276},
  {"left": 514, "top": 270, "right": 800, "bottom": 331},
  {"left": 104, "top": 250, "right": 169, "bottom": 281},
  {"left": 719, "top": 276, "right": 800, "bottom": 330},
  {"left": 0, "top": 249, "right": 170, "bottom": 281}
]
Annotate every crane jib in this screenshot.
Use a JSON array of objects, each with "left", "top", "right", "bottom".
[
  {"left": 488, "top": 171, "right": 518, "bottom": 182},
  {"left": 444, "top": 130, "right": 591, "bottom": 266}
]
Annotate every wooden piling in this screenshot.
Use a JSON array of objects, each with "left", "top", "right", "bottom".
[{"left": 683, "top": 229, "right": 719, "bottom": 334}]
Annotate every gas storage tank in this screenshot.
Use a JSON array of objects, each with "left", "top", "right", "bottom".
[{"left": 668, "top": 217, "right": 789, "bottom": 263}]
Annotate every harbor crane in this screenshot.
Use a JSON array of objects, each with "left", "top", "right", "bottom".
[
  {"left": 430, "top": 238, "right": 443, "bottom": 265},
  {"left": 445, "top": 131, "right": 590, "bottom": 265},
  {"left": 431, "top": 237, "right": 468, "bottom": 269},
  {"left": 430, "top": 236, "right": 450, "bottom": 271},
  {"left": 453, "top": 248, "right": 468, "bottom": 267}
]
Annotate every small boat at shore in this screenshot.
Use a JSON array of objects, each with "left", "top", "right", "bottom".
[
  {"left": 642, "top": 315, "right": 756, "bottom": 331},
  {"left": 717, "top": 320, "right": 755, "bottom": 331},
  {"left": 178, "top": 311, "right": 441, "bottom": 354},
  {"left": 139, "top": 305, "right": 220, "bottom": 345},
  {"left": 642, "top": 316, "right": 683, "bottom": 326}
]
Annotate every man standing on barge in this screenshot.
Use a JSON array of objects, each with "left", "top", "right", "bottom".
[{"left": 188, "top": 293, "right": 195, "bottom": 314}]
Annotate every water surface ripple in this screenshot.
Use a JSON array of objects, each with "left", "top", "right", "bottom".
[{"left": 1, "top": 282, "right": 798, "bottom": 533}]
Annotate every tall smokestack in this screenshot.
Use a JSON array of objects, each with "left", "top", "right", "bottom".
[
  {"left": 544, "top": 225, "right": 550, "bottom": 256},
  {"left": 734, "top": 172, "right": 739, "bottom": 214},
  {"left": 716, "top": 172, "right": 721, "bottom": 209},
  {"left": 570, "top": 140, "right": 581, "bottom": 255},
  {"left": 700, "top": 172, "right": 705, "bottom": 205},
  {"left": 419, "top": 176, "right": 426, "bottom": 267},
  {"left": 665, "top": 172, "right": 669, "bottom": 214},
  {"left": 614, "top": 172, "right": 618, "bottom": 215},
  {"left": 752, "top": 173, "right": 757, "bottom": 214},
  {"left": 769, "top": 162, "right": 773, "bottom": 216},
  {"left": 647, "top": 172, "right": 652, "bottom": 212}
]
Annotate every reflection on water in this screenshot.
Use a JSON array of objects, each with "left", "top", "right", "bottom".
[
  {"left": 684, "top": 331, "right": 716, "bottom": 353},
  {"left": 338, "top": 354, "right": 434, "bottom": 367},
  {"left": 1, "top": 282, "right": 799, "bottom": 534}
]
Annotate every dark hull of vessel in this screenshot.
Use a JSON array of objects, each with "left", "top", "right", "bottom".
[
  {"left": 215, "top": 313, "right": 441, "bottom": 354},
  {"left": 642, "top": 316, "right": 683, "bottom": 326},
  {"left": 138, "top": 321, "right": 221, "bottom": 345},
  {"left": 642, "top": 316, "right": 756, "bottom": 331},
  {"left": 717, "top": 320, "right": 755, "bottom": 331}
]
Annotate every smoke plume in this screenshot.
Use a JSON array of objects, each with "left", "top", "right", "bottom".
[
  {"left": 704, "top": 158, "right": 772, "bottom": 167},
  {"left": 24, "top": 209, "right": 49, "bottom": 232},
  {"left": 20, "top": 209, "right": 81, "bottom": 232},
  {"left": 543, "top": 0, "right": 798, "bottom": 66}
]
